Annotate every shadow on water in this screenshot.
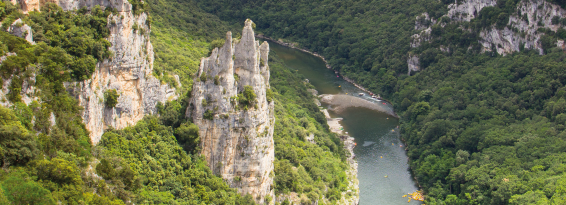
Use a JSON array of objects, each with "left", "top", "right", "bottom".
[{"left": 269, "top": 41, "right": 422, "bottom": 205}]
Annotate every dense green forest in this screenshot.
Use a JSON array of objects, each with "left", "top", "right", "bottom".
[{"left": 195, "top": 0, "right": 566, "bottom": 204}]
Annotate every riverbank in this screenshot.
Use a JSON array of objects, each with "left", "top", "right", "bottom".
[
  {"left": 322, "top": 109, "right": 359, "bottom": 205},
  {"left": 256, "top": 34, "right": 381, "bottom": 98}
]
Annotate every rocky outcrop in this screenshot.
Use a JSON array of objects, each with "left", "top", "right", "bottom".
[
  {"left": 478, "top": 0, "right": 566, "bottom": 54},
  {"left": 445, "top": 0, "right": 497, "bottom": 22},
  {"left": 10, "top": 0, "right": 40, "bottom": 13},
  {"left": 407, "top": 54, "right": 420, "bottom": 76},
  {"left": 64, "top": 1, "right": 175, "bottom": 144},
  {"left": 7, "top": 19, "right": 34, "bottom": 44},
  {"left": 444, "top": 0, "right": 566, "bottom": 55},
  {"left": 186, "top": 20, "right": 275, "bottom": 203}
]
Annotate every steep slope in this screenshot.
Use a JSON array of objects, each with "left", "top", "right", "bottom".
[
  {"left": 186, "top": 20, "right": 274, "bottom": 203},
  {"left": 61, "top": 0, "right": 176, "bottom": 144}
]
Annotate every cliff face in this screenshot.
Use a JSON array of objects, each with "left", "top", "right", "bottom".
[
  {"left": 409, "top": 0, "right": 566, "bottom": 73},
  {"left": 63, "top": 1, "right": 175, "bottom": 144},
  {"left": 186, "top": 20, "right": 275, "bottom": 203},
  {"left": 479, "top": 0, "right": 566, "bottom": 54}
]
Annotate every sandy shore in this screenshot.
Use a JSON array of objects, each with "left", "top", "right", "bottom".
[{"left": 320, "top": 94, "right": 398, "bottom": 118}]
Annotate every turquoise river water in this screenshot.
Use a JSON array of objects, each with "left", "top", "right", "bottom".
[{"left": 269, "top": 42, "right": 422, "bottom": 205}]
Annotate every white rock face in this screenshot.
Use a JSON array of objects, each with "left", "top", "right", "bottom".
[
  {"left": 186, "top": 20, "right": 275, "bottom": 204},
  {"left": 8, "top": 19, "right": 34, "bottom": 44},
  {"left": 63, "top": 2, "right": 175, "bottom": 144},
  {"left": 446, "top": 0, "right": 498, "bottom": 22},
  {"left": 446, "top": 0, "right": 566, "bottom": 55},
  {"left": 407, "top": 54, "right": 420, "bottom": 76}
]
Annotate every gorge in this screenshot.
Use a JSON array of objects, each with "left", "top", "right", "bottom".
[{"left": 2, "top": 0, "right": 566, "bottom": 204}]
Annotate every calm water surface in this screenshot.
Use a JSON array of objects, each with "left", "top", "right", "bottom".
[{"left": 269, "top": 42, "right": 422, "bottom": 205}]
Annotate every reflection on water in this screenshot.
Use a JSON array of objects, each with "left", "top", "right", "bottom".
[{"left": 269, "top": 41, "right": 422, "bottom": 205}]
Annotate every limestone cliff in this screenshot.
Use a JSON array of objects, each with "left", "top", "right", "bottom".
[
  {"left": 409, "top": 0, "right": 566, "bottom": 73},
  {"left": 63, "top": 1, "right": 175, "bottom": 144},
  {"left": 186, "top": 19, "right": 275, "bottom": 203}
]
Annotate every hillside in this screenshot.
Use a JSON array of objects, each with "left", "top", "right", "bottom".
[
  {"left": 196, "top": 0, "right": 566, "bottom": 204},
  {"left": 0, "top": 0, "right": 353, "bottom": 204}
]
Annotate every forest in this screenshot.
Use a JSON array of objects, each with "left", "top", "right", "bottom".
[{"left": 195, "top": 0, "right": 566, "bottom": 204}]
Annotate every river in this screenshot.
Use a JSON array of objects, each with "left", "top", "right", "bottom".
[{"left": 269, "top": 42, "right": 422, "bottom": 205}]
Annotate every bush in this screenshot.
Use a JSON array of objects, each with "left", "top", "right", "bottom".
[
  {"left": 203, "top": 109, "right": 214, "bottom": 120},
  {"left": 96, "top": 158, "right": 117, "bottom": 180},
  {"left": 104, "top": 89, "right": 120, "bottom": 108},
  {"left": 237, "top": 85, "right": 257, "bottom": 108}
]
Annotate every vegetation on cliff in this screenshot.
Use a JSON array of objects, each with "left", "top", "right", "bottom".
[
  {"left": 1, "top": 1, "right": 355, "bottom": 204},
  {"left": 0, "top": 2, "right": 254, "bottom": 204}
]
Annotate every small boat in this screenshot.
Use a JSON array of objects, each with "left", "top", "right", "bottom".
[
  {"left": 384, "top": 175, "right": 388, "bottom": 178},
  {"left": 402, "top": 195, "right": 407, "bottom": 198},
  {"left": 372, "top": 95, "right": 377, "bottom": 98},
  {"left": 358, "top": 93, "right": 364, "bottom": 96}
]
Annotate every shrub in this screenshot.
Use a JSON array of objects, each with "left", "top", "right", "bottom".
[
  {"left": 96, "top": 159, "right": 117, "bottom": 180},
  {"left": 104, "top": 89, "right": 119, "bottom": 108},
  {"left": 214, "top": 75, "right": 220, "bottom": 85},
  {"left": 237, "top": 85, "right": 257, "bottom": 108},
  {"left": 203, "top": 109, "right": 214, "bottom": 120}
]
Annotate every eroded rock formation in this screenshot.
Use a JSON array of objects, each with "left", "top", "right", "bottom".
[
  {"left": 64, "top": 1, "right": 175, "bottom": 144},
  {"left": 186, "top": 19, "right": 275, "bottom": 203}
]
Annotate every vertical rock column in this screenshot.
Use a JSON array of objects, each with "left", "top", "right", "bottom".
[{"left": 187, "top": 19, "right": 275, "bottom": 203}]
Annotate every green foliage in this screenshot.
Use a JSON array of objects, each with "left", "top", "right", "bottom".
[
  {"left": 175, "top": 122, "right": 200, "bottom": 154},
  {"left": 28, "top": 3, "right": 113, "bottom": 81},
  {"left": 203, "top": 109, "right": 214, "bottom": 120},
  {"left": 200, "top": 72, "right": 207, "bottom": 82},
  {"left": 146, "top": 0, "right": 236, "bottom": 94},
  {"left": 0, "top": 106, "right": 38, "bottom": 167},
  {"left": 128, "top": 0, "right": 148, "bottom": 15},
  {"left": 266, "top": 88, "right": 274, "bottom": 103},
  {"left": 237, "top": 85, "right": 257, "bottom": 109},
  {"left": 269, "top": 51, "right": 349, "bottom": 203},
  {"left": 1, "top": 171, "right": 56, "bottom": 205},
  {"left": 157, "top": 100, "right": 186, "bottom": 128},
  {"left": 209, "top": 38, "right": 226, "bottom": 55},
  {"left": 104, "top": 89, "right": 119, "bottom": 108},
  {"left": 96, "top": 159, "right": 117, "bottom": 180},
  {"left": 214, "top": 75, "right": 220, "bottom": 85},
  {"left": 394, "top": 49, "right": 566, "bottom": 203},
  {"left": 97, "top": 116, "right": 255, "bottom": 204}
]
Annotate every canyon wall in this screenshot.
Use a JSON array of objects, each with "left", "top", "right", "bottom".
[
  {"left": 409, "top": 0, "right": 566, "bottom": 73},
  {"left": 61, "top": 1, "right": 176, "bottom": 144}
]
